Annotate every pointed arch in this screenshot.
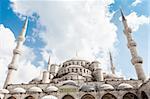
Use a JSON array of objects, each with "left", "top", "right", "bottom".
[
  {"left": 123, "top": 92, "right": 138, "bottom": 99},
  {"left": 81, "top": 94, "right": 95, "bottom": 99},
  {"left": 7, "top": 96, "right": 16, "bottom": 99},
  {"left": 25, "top": 96, "right": 35, "bottom": 99},
  {"left": 101, "top": 93, "right": 117, "bottom": 99},
  {"left": 62, "top": 95, "right": 74, "bottom": 99},
  {"left": 141, "top": 91, "right": 148, "bottom": 99}
]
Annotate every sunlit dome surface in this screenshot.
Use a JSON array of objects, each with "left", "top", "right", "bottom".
[
  {"left": 28, "top": 86, "right": 42, "bottom": 92},
  {"left": 0, "top": 89, "right": 9, "bottom": 94},
  {"left": 45, "top": 86, "right": 58, "bottom": 92},
  {"left": 118, "top": 83, "right": 133, "bottom": 89},
  {"left": 12, "top": 87, "right": 26, "bottom": 93},
  {"left": 62, "top": 80, "right": 77, "bottom": 86},
  {"left": 99, "top": 84, "right": 114, "bottom": 90}
]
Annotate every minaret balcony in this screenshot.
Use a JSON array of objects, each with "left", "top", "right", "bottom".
[
  {"left": 128, "top": 40, "right": 137, "bottom": 47},
  {"left": 13, "top": 49, "right": 22, "bottom": 55},
  {"left": 131, "top": 56, "right": 143, "bottom": 65},
  {"left": 18, "top": 36, "right": 25, "bottom": 42},
  {"left": 8, "top": 64, "right": 18, "bottom": 70},
  {"left": 127, "top": 27, "right": 132, "bottom": 33}
]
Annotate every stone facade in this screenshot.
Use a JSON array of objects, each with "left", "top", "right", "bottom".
[{"left": 0, "top": 11, "right": 150, "bottom": 99}]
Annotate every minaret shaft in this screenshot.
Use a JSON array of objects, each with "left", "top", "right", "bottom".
[
  {"left": 48, "top": 55, "right": 51, "bottom": 71},
  {"left": 3, "top": 18, "right": 28, "bottom": 88},
  {"left": 109, "top": 51, "right": 115, "bottom": 74},
  {"left": 121, "top": 10, "right": 146, "bottom": 81}
]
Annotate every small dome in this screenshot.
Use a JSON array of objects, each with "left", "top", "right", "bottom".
[
  {"left": 80, "top": 84, "right": 95, "bottom": 92},
  {"left": 105, "top": 74, "right": 116, "bottom": 78},
  {"left": 62, "top": 80, "right": 77, "bottom": 86},
  {"left": 12, "top": 87, "right": 26, "bottom": 93},
  {"left": 118, "top": 83, "right": 133, "bottom": 89},
  {"left": 28, "top": 86, "right": 42, "bottom": 92},
  {"left": 92, "top": 60, "right": 100, "bottom": 64},
  {"left": 0, "top": 89, "right": 9, "bottom": 94},
  {"left": 45, "top": 86, "right": 58, "bottom": 92},
  {"left": 41, "top": 95, "right": 58, "bottom": 99},
  {"left": 32, "top": 78, "right": 41, "bottom": 82},
  {"left": 100, "top": 84, "right": 114, "bottom": 90}
]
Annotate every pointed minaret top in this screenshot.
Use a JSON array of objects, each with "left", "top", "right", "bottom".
[
  {"left": 19, "top": 17, "right": 28, "bottom": 38},
  {"left": 120, "top": 9, "right": 126, "bottom": 21},
  {"left": 48, "top": 55, "right": 51, "bottom": 65}
]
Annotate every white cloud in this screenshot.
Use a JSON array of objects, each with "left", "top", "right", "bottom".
[
  {"left": 126, "top": 12, "right": 150, "bottom": 32},
  {"left": 10, "top": 0, "right": 117, "bottom": 71},
  {"left": 131, "top": 0, "right": 142, "bottom": 6},
  {"left": 0, "top": 24, "right": 41, "bottom": 88}
]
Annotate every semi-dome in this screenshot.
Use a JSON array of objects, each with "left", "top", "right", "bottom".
[
  {"left": 92, "top": 60, "right": 100, "bottom": 64},
  {"left": 12, "top": 87, "right": 26, "bottom": 93},
  {"left": 80, "top": 84, "right": 95, "bottom": 92},
  {"left": 99, "top": 84, "right": 114, "bottom": 90},
  {"left": 118, "top": 83, "right": 133, "bottom": 89},
  {"left": 0, "top": 89, "right": 9, "bottom": 94},
  {"left": 62, "top": 80, "right": 77, "bottom": 86},
  {"left": 28, "top": 86, "right": 42, "bottom": 92},
  {"left": 105, "top": 74, "right": 116, "bottom": 78},
  {"left": 41, "top": 95, "right": 58, "bottom": 99},
  {"left": 31, "top": 77, "right": 41, "bottom": 82},
  {"left": 45, "top": 86, "right": 58, "bottom": 92}
]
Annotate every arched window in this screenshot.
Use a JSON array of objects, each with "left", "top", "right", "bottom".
[
  {"left": 7, "top": 96, "right": 16, "bottom": 99},
  {"left": 41, "top": 95, "right": 57, "bottom": 99},
  {"left": 68, "top": 68, "right": 70, "bottom": 73},
  {"left": 72, "top": 68, "right": 74, "bottom": 72},
  {"left": 71, "top": 76, "right": 73, "bottom": 80},
  {"left": 141, "top": 91, "right": 148, "bottom": 99},
  {"left": 80, "top": 68, "right": 82, "bottom": 72},
  {"left": 81, "top": 94, "right": 95, "bottom": 99},
  {"left": 84, "top": 69, "right": 86, "bottom": 73},
  {"left": 101, "top": 93, "right": 117, "bottom": 99},
  {"left": 25, "top": 96, "right": 35, "bottom": 99},
  {"left": 76, "top": 68, "right": 78, "bottom": 72},
  {"left": 123, "top": 92, "right": 138, "bottom": 99},
  {"left": 62, "top": 95, "right": 74, "bottom": 99}
]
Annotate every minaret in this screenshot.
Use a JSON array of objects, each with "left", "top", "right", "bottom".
[
  {"left": 120, "top": 9, "right": 146, "bottom": 81},
  {"left": 48, "top": 55, "right": 51, "bottom": 71},
  {"left": 3, "top": 18, "right": 28, "bottom": 88},
  {"left": 42, "top": 55, "right": 51, "bottom": 83},
  {"left": 109, "top": 51, "right": 115, "bottom": 74}
]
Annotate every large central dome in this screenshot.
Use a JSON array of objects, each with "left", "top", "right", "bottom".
[{"left": 54, "top": 57, "right": 95, "bottom": 82}]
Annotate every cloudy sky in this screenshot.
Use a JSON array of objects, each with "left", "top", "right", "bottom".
[{"left": 0, "top": 0, "right": 149, "bottom": 88}]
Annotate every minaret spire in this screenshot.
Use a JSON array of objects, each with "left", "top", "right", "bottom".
[
  {"left": 3, "top": 17, "right": 28, "bottom": 88},
  {"left": 120, "top": 10, "right": 146, "bottom": 81},
  {"left": 109, "top": 51, "right": 115, "bottom": 74},
  {"left": 120, "top": 9, "right": 126, "bottom": 21},
  {"left": 48, "top": 55, "right": 51, "bottom": 71}
]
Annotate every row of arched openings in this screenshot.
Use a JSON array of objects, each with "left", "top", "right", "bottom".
[
  {"left": 8, "top": 96, "right": 35, "bottom": 99},
  {"left": 7, "top": 92, "right": 148, "bottom": 99}
]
